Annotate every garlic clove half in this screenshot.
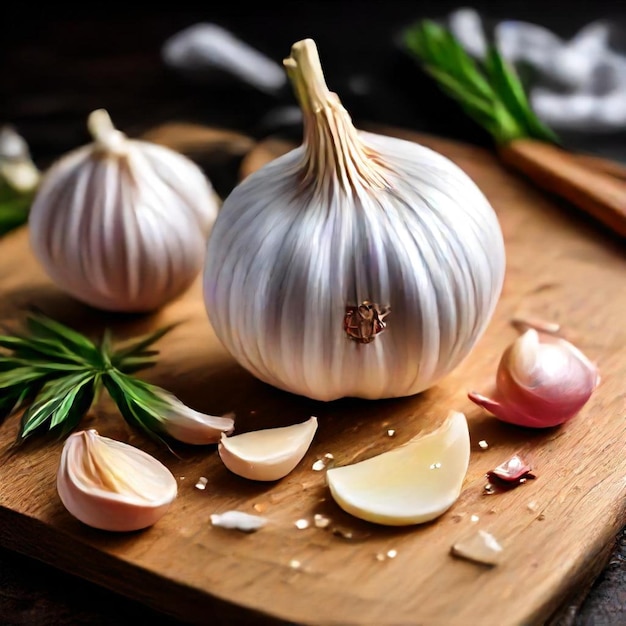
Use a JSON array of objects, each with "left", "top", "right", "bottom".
[
  {"left": 326, "top": 411, "right": 470, "bottom": 526},
  {"left": 29, "top": 108, "right": 219, "bottom": 313},
  {"left": 469, "top": 328, "right": 600, "bottom": 428},
  {"left": 57, "top": 429, "right": 178, "bottom": 532},
  {"left": 154, "top": 389, "right": 235, "bottom": 445},
  {"left": 218, "top": 416, "right": 318, "bottom": 481}
]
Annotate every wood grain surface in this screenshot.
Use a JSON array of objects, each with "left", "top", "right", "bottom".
[{"left": 0, "top": 125, "right": 625, "bottom": 626}]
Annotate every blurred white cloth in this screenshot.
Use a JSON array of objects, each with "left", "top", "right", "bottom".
[{"left": 448, "top": 7, "right": 626, "bottom": 133}]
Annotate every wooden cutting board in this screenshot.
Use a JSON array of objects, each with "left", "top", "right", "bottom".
[{"left": 0, "top": 123, "right": 625, "bottom": 626}]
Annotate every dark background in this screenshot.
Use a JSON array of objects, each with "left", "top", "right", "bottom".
[{"left": 1, "top": 1, "right": 625, "bottom": 624}]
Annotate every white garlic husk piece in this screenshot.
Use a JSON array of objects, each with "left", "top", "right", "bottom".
[
  {"left": 29, "top": 109, "right": 219, "bottom": 312},
  {"left": 57, "top": 429, "right": 178, "bottom": 532},
  {"left": 154, "top": 389, "right": 235, "bottom": 445},
  {"left": 203, "top": 39, "right": 505, "bottom": 402},
  {"left": 0, "top": 125, "right": 41, "bottom": 193}
]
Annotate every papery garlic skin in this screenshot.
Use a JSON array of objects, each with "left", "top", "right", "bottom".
[
  {"left": 57, "top": 429, "right": 178, "bottom": 532},
  {"left": 203, "top": 39, "right": 505, "bottom": 402},
  {"left": 29, "top": 109, "right": 219, "bottom": 312},
  {"left": 155, "top": 389, "right": 235, "bottom": 445},
  {"left": 469, "top": 329, "right": 600, "bottom": 428}
]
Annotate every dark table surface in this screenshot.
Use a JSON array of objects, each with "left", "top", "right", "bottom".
[{"left": 1, "top": 2, "right": 625, "bottom": 624}]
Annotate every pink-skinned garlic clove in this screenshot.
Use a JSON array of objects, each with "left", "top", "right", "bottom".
[
  {"left": 56, "top": 429, "right": 178, "bottom": 532},
  {"left": 469, "top": 328, "right": 600, "bottom": 428}
]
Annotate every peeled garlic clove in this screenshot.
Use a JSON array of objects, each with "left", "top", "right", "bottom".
[
  {"left": 154, "top": 389, "right": 235, "bottom": 445},
  {"left": 218, "top": 416, "right": 318, "bottom": 481},
  {"left": 57, "top": 429, "right": 178, "bottom": 532},
  {"left": 326, "top": 411, "right": 470, "bottom": 526},
  {"left": 202, "top": 38, "right": 505, "bottom": 402},
  {"left": 451, "top": 529, "right": 503, "bottom": 566},
  {"left": 469, "top": 328, "right": 600, "bottom": 428},
  {"left": 29, "top": 109, "right": 219, "bottom": 312}
]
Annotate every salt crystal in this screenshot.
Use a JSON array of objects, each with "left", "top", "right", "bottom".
[
  {"left": 470, "top": 514, "right": 480, "bottom": 523},
  {"left": 289, "top": 559, "right": 301, "bottom": 569},
  {"left": 324, "top": 453, "right": 334, "bottom": 460},
  {"left": 484, "top": 483, "right": 496, "bottom": 495},
  {"left": 314, "top": 514, "right": 331, "bottom": 528},
  {"left": 478, "top": 440, "right": 489, "bottom": 449},
  {"left": 527, "top": 501, "right": 539, "bottom": 512},
  {"left": 429, "top": 462, "right": 442, "bottom": 470},
  {"left": 195, "top": 476, "right": 208, "bottom": 490},
  {"left": 294, "top": 518, "right": 310, "bottom": 529},
  {"left": 387, "top": 429, "right": 396, "bottom": 437},
  {"left": 312, "top": 459, "right": 326, "bottom": 471},
  {"left": 386, "top": 549, "right": 398, "bottom": 559},
  {"left": 375, "top": 553, "right": 386, "bottom": 561}
]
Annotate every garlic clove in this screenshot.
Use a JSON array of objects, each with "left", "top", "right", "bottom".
[
  {"left": 218, "top": 416, "right": 318, "bottom": 481},
  {"left": 155, "top": 389, "right": 235, "bottom": 445},
  {"left": 451, "top": 529, "right": 503, "bottom": 566},
  {"left": 469, "top": 328, "right": 600, "bottom": 428},
  {"left": 326, "top": 411, "right": 470, "bottom": 526},
  {"left": 57, "top": 429, "right": 178, "bottom": 532}
]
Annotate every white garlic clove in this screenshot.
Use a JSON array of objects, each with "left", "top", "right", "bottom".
[
  {"left": 29, "top": 109, "right": 219, "bottom": 313},
  {"left": 450, "top": 529, "right": 503, "bottom": 566},
  {"left": 0, "top": 125, "right": 41, "bottom": 193},
  {"left": 155, "top": 389, "right": 235, "bottom": 445},
  {"left": 218, "top": 416, "right": 318, "bottom": 481},
  {"left": 57, "top": 429, "right": 178, "bottom": 532},
  {"left": 326, "top": 411, "right": 470, "bottom": 526},
  {"left": 469, "top": 328, "right": 600, "bottom": 428}
]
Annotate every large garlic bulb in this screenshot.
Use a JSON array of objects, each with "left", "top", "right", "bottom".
[
  {"left": 29, "top": 109, "right": 219, "bottom": 312},
  {"left": 203, "top": 39, "right": 506, "bottom": 402}
]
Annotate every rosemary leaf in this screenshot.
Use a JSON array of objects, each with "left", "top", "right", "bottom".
[
  {"left": 0, "top": 335, "right": 91, "bottom": 366},
  {"left": 0, "top": 384, "right": 37, "bottom": 422},
  {"left": 103, "top": 370, "right": 169, "bottom": 445},
  {"left": 110, "top": 324, "right": 177, "bottom": 373},
  {"left": 403, "top": 19, "right": 559, "bottom": 145},
  {"left": 19, "top": 372, "right": 96, "bottom": 440},
  {"left": 26, "top": 313, "right": 104, "bottom": 365}
]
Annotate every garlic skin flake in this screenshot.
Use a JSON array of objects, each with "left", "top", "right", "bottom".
[
  {"left": 203, "top": 39, "right": 505, "bottom": 402},
  {"left": 29, "top": 109, "right": 219, "bottom": 312},
  {"left": 469, "top": 328, "right": 600, "bottom": 428},
  {"left": 210, "top": 510, "right": 268, "bottom": 532},
  {"left": 451, "top": 529, "right": 503, "bottom": 566},
  {"left": 57, "top": 429, "right": 178, "bottom": 532},
  {"left": 218, "top": 416, "right": 318, "bottom": 481},
  {"left": 326, "top": 411, "right": 470, "bottom": 526},
  {"left": 154, "top": 389, "right": 235, "bottom": 445}
]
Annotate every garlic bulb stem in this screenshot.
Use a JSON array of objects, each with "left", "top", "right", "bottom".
[
  {"left": 283, "top": 39, "right": 388, "bottom": 191},
  {"left": 87, "top": 109, "right": 127, "bottom": 155}
]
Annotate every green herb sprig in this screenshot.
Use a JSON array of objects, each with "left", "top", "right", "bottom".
[
  {"left": 0, "top": 181, "right": 33, "bottom": 237},
  {"left": 0, "top": 312, "right": 177, "bottom": 444},
  {"left": 403, "top": 19, "right": 559, "bottom": 145}
]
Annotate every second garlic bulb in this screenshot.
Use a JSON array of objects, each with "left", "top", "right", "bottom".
[{"left": 29, "top": 109, "right": 219, "bottom": 312}]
